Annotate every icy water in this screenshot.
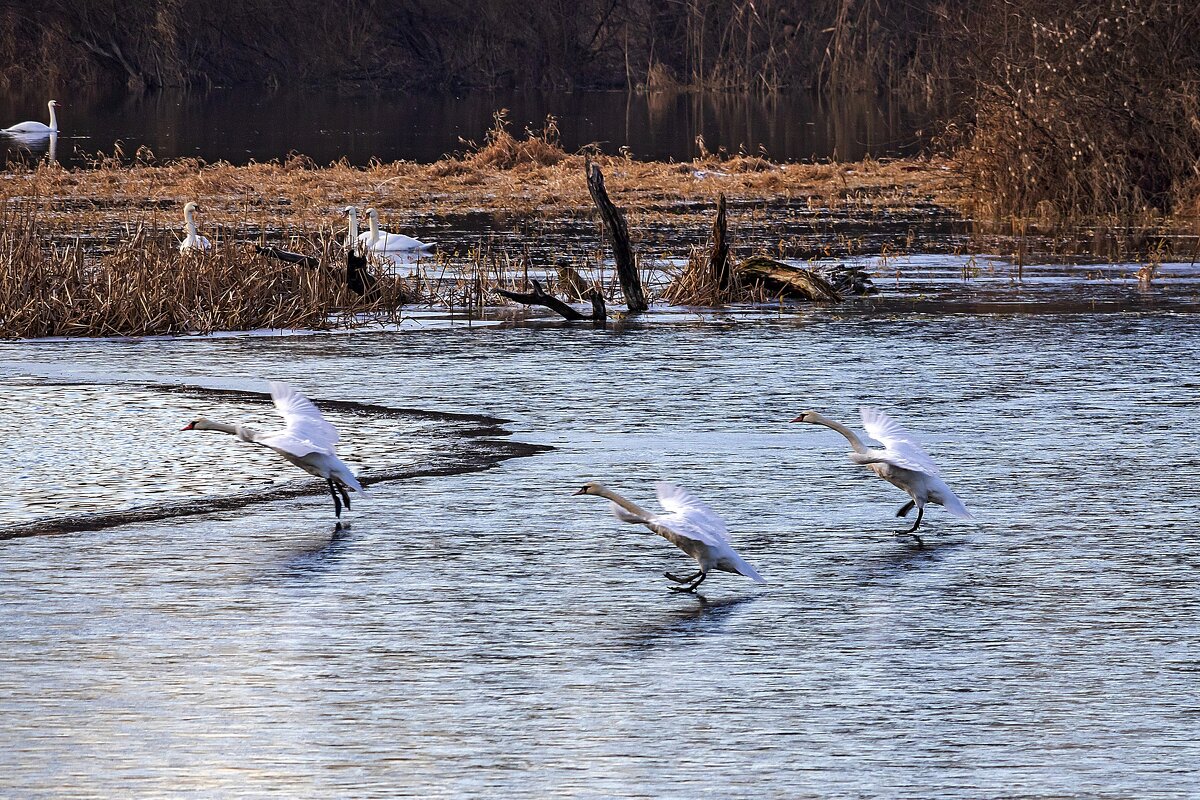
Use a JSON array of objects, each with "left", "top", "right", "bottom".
[
  {"left": 1, "top": 300, "right": 1198, "bottom": 798},
  {"left": 0, "top": 87, "right": 929, "bottom": 169}
]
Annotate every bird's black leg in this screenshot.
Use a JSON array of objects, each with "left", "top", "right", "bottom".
[
  {"left": 328, "top": 478, "right": 343, "bottom": 518},
  {"left": 664, "top": 570, "right": 703, "bottom": 584},
  {"left": 670, "top": 571, "right": 709, "bottom": 593},
  {"left": 895, "top": 505, "right": 924, "bottom": 535},
  {"left": 337, "top": 483, "right": 352, "bottom": 511},
  {"left": 896, "top": 500, "right": 916, "bottom": 518}
]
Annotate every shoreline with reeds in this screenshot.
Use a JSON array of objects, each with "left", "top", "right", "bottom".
[{"left": 3, "top": 115, "right": 1197, "bottom": 339}]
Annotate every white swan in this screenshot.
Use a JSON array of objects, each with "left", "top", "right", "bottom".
[
  {"left": 357, "top": 207, "right": 433, "bottom": 252},
  {"left": 179, "top": 201, "right": 211, "bottom": 253},
  {"left": 3, "top": 100, "right": 60, "bottom": 135},
  {"left": 183, "top": 381, "right": 367, "bottom": 519},
  {"left": 792, "top": 407, "right": 972, "bottom": 546},
  {"left": 574, "top": 481, "right": 766, "bottom": 592}
]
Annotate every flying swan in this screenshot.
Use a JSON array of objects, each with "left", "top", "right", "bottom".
[
  {"left": 183, "top": 381, "right": 367, "bottom": 518},
  {"left": 3, "top": 100, "right": 60, "bottom": 135},
  {"left": 574, "top": 481, "right": 766, "bottom": 592},
  {"left": 792, "top": 407, "right": 972, "bottom": 546},
  {"left": 179, "top": 201, "right": 211, "bottom": 253}
]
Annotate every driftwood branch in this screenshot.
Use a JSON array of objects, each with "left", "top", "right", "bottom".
[
  {"left": 255, "top": 245, "right": 380, "bottom": 300},
  {"left": 495, "top": 280, "right": 605, "bottom": 322},
  {"left": 737, "top": 256, "right": 843, "bottom": 301},
  {"left": 586, "top": 160, "right": 647, "bottom": 313}
]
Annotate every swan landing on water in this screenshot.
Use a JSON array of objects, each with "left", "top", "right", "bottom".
[
  {"left": 183, "top": 382, "right": 367, "bottom": 519},
  {"left": 2, "top": 100, "right": 60, "bottom": 135},
  {"left": 792, "top": 406, "right": 973, "bottom": 547},
  {"left": 574, "top": 481, "right": 766, "bottom": 592}
]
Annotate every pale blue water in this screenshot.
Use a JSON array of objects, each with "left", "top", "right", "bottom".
[{"left": 1, "top": 307, "right": 1197, "bottom": 798}]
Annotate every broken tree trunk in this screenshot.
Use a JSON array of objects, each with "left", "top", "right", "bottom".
[
  {"left": 586, "top": 160, "right": 647, "bottom": 313},
  {"left": 495, "top": 280, "right": 606, "bottom": 322},
  {"left": 710, "top": 193, "right": 734, "bottom": 295},
  {"left": 737, "top": 256, "right": 843, "bottom": 301}
]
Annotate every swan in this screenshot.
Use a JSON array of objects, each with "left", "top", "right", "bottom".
[
  {"left": 3, "top": 100, "right": 60, "bottom": 135},
  {"left": 179, "top": 202, "right": 212, "bottom": 253},
  {"left": 183, "top": 381, "right": 367, "bottom": 518},
  {"left": 792, "top": 407, "right": 972, "bottom": 546},
  {"left": 357, "top": 207, "right": 433, "bottom": 252},
  {"left": 343, "top": 205, "right": 361, "bottom": 253},
  {"left": 574, "top": 481, "right": 766, "bottom": 592}
]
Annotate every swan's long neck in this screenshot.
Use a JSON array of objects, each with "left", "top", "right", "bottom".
[
  {"left": 368, "top": 212, "right": 380, "bottom": 239},
  {"left": 47, "top": 102, "right": 58, "bottom": 132},
  {"left": 184, "top": 208, "right": 198, "bottom": 238},
  {"left": 808, "top": 413, "right": 869, "bottom": 454},
  {"left": 593, "top": 486, "right": 654, "bottom": 523},
  {"left": 194, "top": 419, "right": 257, "bottom": 443}
]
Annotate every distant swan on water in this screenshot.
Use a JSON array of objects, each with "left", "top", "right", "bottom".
[
  {"left": 574, "top": 481, "right": 766, "bottom": 592},
  {"left": 182, "top": 381, "right": 367, "bottom": 519},
  {"left": 3, "top": 100, "right": 60, "bottom": 135},
  {"left": 179, "top": 201, "right": 211, "bottom": 253},
  {"left": 792, "top": 407, "right": 973, "bottom": 547},
  {"left": 357, "top": 207, "right": 433, "bottom": 252}
]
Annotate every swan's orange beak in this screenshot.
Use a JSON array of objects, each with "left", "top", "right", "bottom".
[
  {"left": 790, "top": 415, "right": 804, "bottom": 423},
  {"left": 572, "top": 487, "right": 587, "bottom": 495},
  {"left": 182, "top": 421, "right": 196, "bottom": 431}
]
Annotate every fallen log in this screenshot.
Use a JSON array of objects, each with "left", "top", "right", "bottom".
[
  {"left": 256, "top": 244, "right": 381, "bottom": 300},
  {"left": 254, "top": 244, "right": 319, "bottom": 268},
  {"left": 495, "top": 279, "right": 606, "bottom": 322},
  {"left": 585, "top": 160, "right": 647, "bottom": 313},
  {"left": 737, "top": 256, "right": 842, "bottom": 301}
]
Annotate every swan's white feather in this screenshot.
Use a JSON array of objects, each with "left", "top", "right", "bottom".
[
  {"left": 255, "top": 381, "right": 340, "bottom": 457},
  {"left": 654, "top": 481, "right": 731, "bottom": 543},
  {"left": 859, "top": 406, "right": 941, "bottom": 476}
]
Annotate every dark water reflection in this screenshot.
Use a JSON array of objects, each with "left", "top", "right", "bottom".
[
  {"left": 1, "top": 314, "right": 1198, "bottom": 797},
  {"left": 0, "top": 87, "right": 929, "bottom": 169}
]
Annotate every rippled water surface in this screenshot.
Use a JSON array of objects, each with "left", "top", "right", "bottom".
[{"left": 1, "top": 309, "right": 1198, "bottom": 798}]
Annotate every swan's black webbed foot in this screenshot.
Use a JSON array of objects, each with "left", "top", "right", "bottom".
[
  {"left": 669, "top": 572, "right": 709, "bottom": 593},
  {"left": 328, "top": 478, "right": 343, "bottom": 518},
  {"left": 664, "top": 570, "right": 703, "bottom": 584},
  {"left": 894, "top": 532, "right": 925, "bottom": 549},
  {"left": 894, "top": 505, "right": 924, "bottom": 535},
  {"left": 896, "top": 500, "right": 916, "bottom": 518}
]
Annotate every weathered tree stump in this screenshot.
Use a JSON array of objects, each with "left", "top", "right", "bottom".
[
  {"left": 495, "top": 279, "right": 606, "bottom": 322},
  {"left": 710, "top": 193, "right": 734, "bottom": 295},
  {"left": 737, "top": 256, "right": 842, "bottom": 301},
  {"left": 586, "top": 160, "right": 647, "bottom": 313}
]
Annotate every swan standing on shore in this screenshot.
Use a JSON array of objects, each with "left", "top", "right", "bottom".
[
  {"left": 183, "top": 382, "right": 367, "bottom": 519},
  {"left": 3, "top": 100, "right": 60, "bottom": 135},
  {"left": 574, "top": 481, "right": 766, "bottom": 592},
  {"left": 357, "top": 207, "right": 432, "bottom": 252},
  {"left": 791, "top": 407, "right": 972, "bottom": 546},
  {"left": 179, "top": 202, "right": 211, "bottom": 253}
]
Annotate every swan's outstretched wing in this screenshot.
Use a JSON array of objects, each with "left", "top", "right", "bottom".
[
  {"left": 859, "top": 406, "right": 941, "bottom": 476},
  {"left": 654, "top": 482, "right": 731, "bottom": 546},
  {"left": 256, "top": 382, "right": 340, "bottom": 457}
]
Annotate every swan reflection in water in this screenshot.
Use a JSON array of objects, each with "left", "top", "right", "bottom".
[{"left": 622, "top": 593, "right": 762, "bottom": 651}]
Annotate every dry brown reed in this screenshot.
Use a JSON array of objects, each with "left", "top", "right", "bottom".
[
  {"left": 956, "top": 0, "right": 1200, "bottom": 221},
  {"left": 0, "top": 207, "right": 405, "bottom": 338}
]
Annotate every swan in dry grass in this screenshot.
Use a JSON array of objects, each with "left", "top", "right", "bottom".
[
  {"left": 357, "top": 207, "right": 432, "bottom": 252},
  {"left": 792, "top": 407, "right": 972, "bottom": 546},
  {"left": 179, "top": 202, "right": 211, "bottom": 253},
  {"left": 183, "top": 381, "right": 367, "bottom": 519},
  {"left": 574, "top": 481, "right": 766, "bottom": 592},
  {"left": 3, "top": 100, "right": 60, "bottom": 135},
  {"left": 343, "top": 205, "right": 361, "bottom": 253}
]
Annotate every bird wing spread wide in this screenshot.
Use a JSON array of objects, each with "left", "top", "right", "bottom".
[
  {"left": 654, "top": 482, "right": 732, "bottom": 545},
  {"left": 261, "top": 381, "right": 340, "bottom": 456},
  {"left": 859, "top": 406, "right": 941, "bottom": 476}
]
